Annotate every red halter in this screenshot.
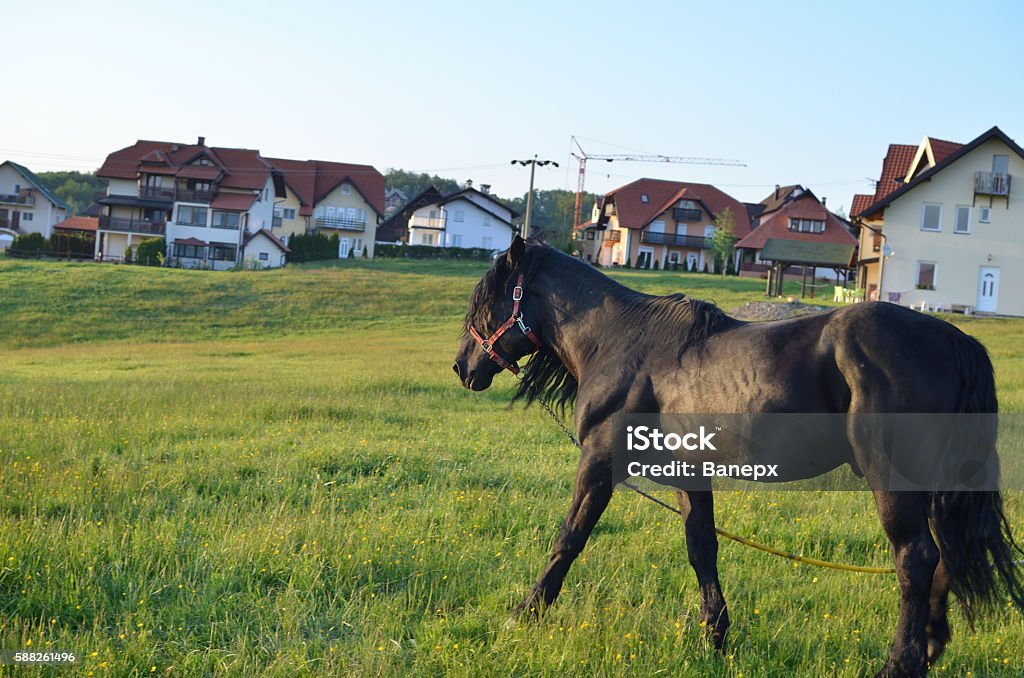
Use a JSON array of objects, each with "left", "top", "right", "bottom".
[{"left": 467, "top": 272, "right": 542, "bottom": 375}]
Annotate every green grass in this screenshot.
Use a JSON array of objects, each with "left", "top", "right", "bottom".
[{"left": 1, "top": 257, "right": 1022, "bottom": 676}]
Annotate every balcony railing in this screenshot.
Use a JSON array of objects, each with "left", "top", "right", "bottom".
[
  {"left": 98, "top": 215, "right": 166, "bottom": 235},
  {"left": 175, "top": 188, "right": 215, "bottom": 203},
  {"left": 672, "top": 207, "right": 702, "bottom": 222},
  {"left": 315, "top": 216, "right": 366, "bottom": 231},
  {"left": 410, "top": 216, "right": 445, "bottom": 230},
  {"left": 640, "top": 231, "right": 709, "bottom": 248},
  {"left": 974, "top": 171, "right": 1011, "bottom": 196},
  {"left": 0, "top": 193, "right": 34, "bottom": 206},
  {"left": 140, "top": 185, "right": 175, "bottom": 201}
]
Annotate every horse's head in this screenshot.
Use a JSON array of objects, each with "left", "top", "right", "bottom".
[{"left": 454, "top": 235, "right": 538, "bottom": 391}]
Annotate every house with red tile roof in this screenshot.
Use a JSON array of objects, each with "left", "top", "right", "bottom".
[
  {"left": 95, "top": 138, "right": 384, "bottom": 267},
  {"left": 852, "top": 126, "right": 1024, "bottom": 315},
  {"left": 402, "top": 184, "right": 518, "bottom": 250},
  {"left": 266, "top": 157, "right": 385, "bottom": 257},
  {"left": 735, "top": 185, "right": 855, "bottom": 277},
  {"left": 593, "top": 178, "right": 751, "bottom": 270}
]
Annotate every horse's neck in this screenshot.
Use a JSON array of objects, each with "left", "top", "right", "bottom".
[{"left": 531, "top": 264, "right": 637, "bottom": 376}]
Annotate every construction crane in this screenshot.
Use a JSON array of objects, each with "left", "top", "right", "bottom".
[{"left": 571, "top": 136, "right": 746, "bottom": 229}]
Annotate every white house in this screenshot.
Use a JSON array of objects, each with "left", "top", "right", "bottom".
[
  {"left": 243, "top": 229, "right": 290, "bottom": 268},
  {"left": 853, "top": 126, "right": 1024, "bottom": 315},
  {"left": 407, "top": 186, "right": 518, "bottom": 250},
  {"left": 96, "top": 138, "right": 287, "bottom": 269},
  {"left": 0, "top": 160, "right": 71, "bottom": 240}
]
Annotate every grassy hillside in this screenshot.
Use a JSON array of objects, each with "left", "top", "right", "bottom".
[{"left": 1, "top": 258, "right": 1022, "bottom": 676}]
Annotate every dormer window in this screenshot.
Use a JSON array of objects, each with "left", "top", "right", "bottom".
[
  {"left": 196, "top": 158, "right": 212, "bottom": 167},
  {"left": 640, "top": 194, "right": 649, "bottom": 203},
  {"left": 680, "top": 200, "right": 696, "bottom": 209},
  {"left": 788, "top": 218, "right": 825, "bottom": 233}
]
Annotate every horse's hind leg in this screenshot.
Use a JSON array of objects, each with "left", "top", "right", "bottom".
[
  {"left": 676, "top": 489, "right": 730, "bottom": 650},
  {"left": 872, "top": 490, "right": 938, "bottom": 678},
  {"left": 925, "top": 557, "right": 951, "bottom": 663}
]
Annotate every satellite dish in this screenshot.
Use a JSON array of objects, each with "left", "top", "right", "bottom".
[{"left": 882, "top": 244, "right": 894, "bottom": 257}]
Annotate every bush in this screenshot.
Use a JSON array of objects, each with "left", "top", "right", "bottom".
[
  {"left": 135, "top": 238, "right": 165, "bottom": 266},
  {"left": 289, "top": 233, "right": 339, "bottom": 263},
  {"left": 374, "top": 244, "right": 495, "bottom": 261},
  {"left": 123, "top": 245, "right": 133, "bottom": 264},
  {"left": 10, "top": 232, "right": 46, "bottom": 254}
]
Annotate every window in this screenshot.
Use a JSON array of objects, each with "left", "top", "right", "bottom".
[
  {"left": 954, "top": 206, "right": 971, "bottom": 234},
  {"left": 422, "top": 233, "right": 435, "bottom": 245},
  {"left": 993, "top": 154, "right": 1009, "bottom": 175},
  {"left": 482, "top": 217, "right": 491, "bottom": 228},
  {"left": 196, "top": 158, "right": 212, "bottom": 166},
  {"left": 453, "top": 210, "right": 465, "bottom": 222},
  {"left": 921, "top": 203, "right": 941, "bottom": 231},
  {"left": 586, "top": 231, "right": 595, "bottom": 240},
  {"left": 282, "top": 208, "right": 296, "bottom": 220},
  {"left": 916, "top": 261, "right": 937, "bottom": 289},
  {"left": 173, "top": 243, "right": 207, "bottom": 259},
  {"left": 482, "top": 236, "right": 493, "bottom": 249},
  {"left": 450, "top": 234, "right": 463, "bottom": 247},
  {"left": 209, "top": 243, "right": 237, "bottom": 261},
  {"left": 259, "top": 252, "right": 269, "bottom": 262},
  {"left": 680, "top": 200, "right": 696, "bottom": 209},
  {"left": 640, "top": 194, "right": 649, "bottom": 203},
  {"left": 177, "top": 205, "right": 208, "bottom": 226},
  {"left": 979, "top": 207, "right": 991, "bottom": 223},
  {"left": 787, "top": 218, "right": 824, "bottom": 233},
  {"left": 21, "top": 211, "right": 33, "bottom": 222},
  {"left": 341, "top": 184, "right": 351, "bottom": 195},
  {"left": 211, "top": 211, "right": 241, "bottom": 229}
]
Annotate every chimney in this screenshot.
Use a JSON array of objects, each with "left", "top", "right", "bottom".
[
  {"left": 822, "top": 196, "right": 827, "bottom": 207},
  {"left": 464, "top": 179, "right": 473, "bottom": 189},
  {"left": 198, "top": 136, "right": 206, "bottom": 146},
  {"left": 774, "top": 184, "right": 780, "bottom": 200},
  {"left": 171, "top": 144, "right": 180, "bottom": 152},
  {"left": 480, "top": 183, "right": 491, "bottom": 195}
]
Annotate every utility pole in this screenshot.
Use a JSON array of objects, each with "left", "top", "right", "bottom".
[{"left": 511, "top": 155, "right": 558, "bottom": 237}]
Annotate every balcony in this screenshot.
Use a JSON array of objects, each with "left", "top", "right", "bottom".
[
  {"left": 672, "top": 207, "right": 702, "bottom": 222},
  {"left": 605, "top": 230, "right": 621, "bottom": 241},
  {"left": 410, "top": 215, "right": 445, "bottom": 230},
  {"left": 175, "top": 188, "right": 215, "bottom": 203},
  {"left": 98, "top": 215, "right": 166, "bottom": 235},
  {"left": 974, "top": 171, "right": 1011, "bottom": 196},
  {"left": 0, "top": 192, "right": 34, "bottom": 206},
  {"left": 640, "top": 231, "right": 709, "bottom": 248},
  {"left": 140, "top": 185, "right": 175, "bottom": 201},
  {"left": 315, "top": 216, "right": 366, "bottom": 232}
]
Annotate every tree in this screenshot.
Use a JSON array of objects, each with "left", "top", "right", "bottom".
[
  {"left": 709, "top": 207, "right": 737, "bottom": 279},
  {"left": 385, "top": 169, "right": 461, "bottom": 204},
  {"left": 34, "top": 171, "right": 107, "bottom": 215}
]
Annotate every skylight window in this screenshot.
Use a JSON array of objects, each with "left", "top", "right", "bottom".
[{"left": 640, "top": 194, "right": 649, "bottom": 203}]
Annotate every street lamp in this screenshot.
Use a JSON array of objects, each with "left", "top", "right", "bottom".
[{"left": 511, "top": 155, "right": 559, "bottom": 237}]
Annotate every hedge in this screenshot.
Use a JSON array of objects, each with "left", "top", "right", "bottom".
[{"left": 374, "top": 244, "right": 495, "bottom": 260}]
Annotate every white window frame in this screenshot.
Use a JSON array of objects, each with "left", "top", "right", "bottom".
[
  {"left": 916, "top": 261, "right": 938, "bottom": 289},
  {"left": 920, "top": 203, "right": 942, "bottom": 232},
  {"left": 282, "top": 208, "right": 296, "bottom": 220},
  {"left": 22, "top": 211, "right": 33, "bottom": 222},
  {"left": 341, "top": 184, "right": 351, "bottom": 195},
  {"left": 954, "top": 205, "right": 971, "bottom": 234},
  {"left": 979, "top": 207, "right": 991, "bottom": 224},
  {"left": 481, "top": 236, "right": 493, "bottom": 249},
  {"left": 640, "top": 194, "right": 649, "bottom": 203},
  {"left": 453, "top": 210, "right": 465, "bottom": 222}
]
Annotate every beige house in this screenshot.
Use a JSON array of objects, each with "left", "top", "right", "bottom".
[
  {"left": 592, "top": 178, "right": 751, "bottom": 270},
  {"left": 267, "top": 158, "right": 385, "bottom": 257},
  {"left": 853, "top": 126, "right": 1023, "bottom": 315}
]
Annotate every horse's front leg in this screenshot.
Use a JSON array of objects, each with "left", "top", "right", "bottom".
[
  {"left": 676, "top": 489, "right": 730, "bottom": 649},
  {"left": 511, "top": 448, "right": 613, "bottom": 620}
]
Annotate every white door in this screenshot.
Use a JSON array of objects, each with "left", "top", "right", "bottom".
[
  {"left": 637, "top": 246, "right": 654, "bottom": 269},
  {"left": 686, "top": 252, "right": 698, "bottom": 270},
  {"left": 339, "top": 237, "right": 351, "bottom": 258},
  {"left": 976, "top": 266, "right": 999, "bottom": 312}
]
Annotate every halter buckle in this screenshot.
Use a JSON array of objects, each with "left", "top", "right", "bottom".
[
  {"left": 512, "top": 285, "right": 523, "bottom": 301},
  {"left": 480, "top": 341, "right": 491, "bottom": 353}
]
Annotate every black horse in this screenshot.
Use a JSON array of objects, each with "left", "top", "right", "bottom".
[{"left": 453, "top": 236, "right": 1024, "bottom": 678}]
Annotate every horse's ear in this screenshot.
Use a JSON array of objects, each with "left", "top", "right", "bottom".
[{"left": 506, "top": 234, "right": 525, "bottom": 268}]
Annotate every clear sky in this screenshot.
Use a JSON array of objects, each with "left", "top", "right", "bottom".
[{"left": 5, "top": 0, "right": 1023, "bottom": 214}]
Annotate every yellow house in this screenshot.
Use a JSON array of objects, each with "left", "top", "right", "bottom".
[
  {"left": 267, "top": 158, "right": 385, "bottom": 257},
  {"left": 594, "top": 178, "right": 751, "bottom": 270},
  {"left": 853, "top": 126, "right": 1024, "bottom": 315}
]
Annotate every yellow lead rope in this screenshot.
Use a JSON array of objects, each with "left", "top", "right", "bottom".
[{"left": 621, "top": 480, "right": 896, "bottom": 574}]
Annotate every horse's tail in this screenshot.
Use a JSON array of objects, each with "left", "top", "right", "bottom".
[{"left": 928, "top": 331, "right": 1024, "bottom": 623}]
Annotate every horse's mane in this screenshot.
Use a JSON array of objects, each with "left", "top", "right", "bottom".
[{"left": 469, "top": 238, "right": 740, "bottom": 414}]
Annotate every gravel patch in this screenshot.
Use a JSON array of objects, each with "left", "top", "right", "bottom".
[{"left": 730, "top": 300, "right": 833, "bottom": 321}]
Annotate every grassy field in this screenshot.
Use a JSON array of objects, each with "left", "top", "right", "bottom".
[{"left": 1, "top": 257, "right": 1023, "bottom": 676}]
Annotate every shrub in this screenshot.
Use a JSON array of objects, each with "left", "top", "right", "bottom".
[
  {"left": 10, "top": 232, "right": 46, "bottom": 254},
  {"left": 135, "top": 238, "right": 165, "bottom": 266},
  {"left": 374, "top": 244, "right": 495, "bottom": 261},
  {"left": 123, "top": 245, "right": 133, "bottom": 264},
  {"left": 289, "top": 233, "right": 339, "bottom": 263}
]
